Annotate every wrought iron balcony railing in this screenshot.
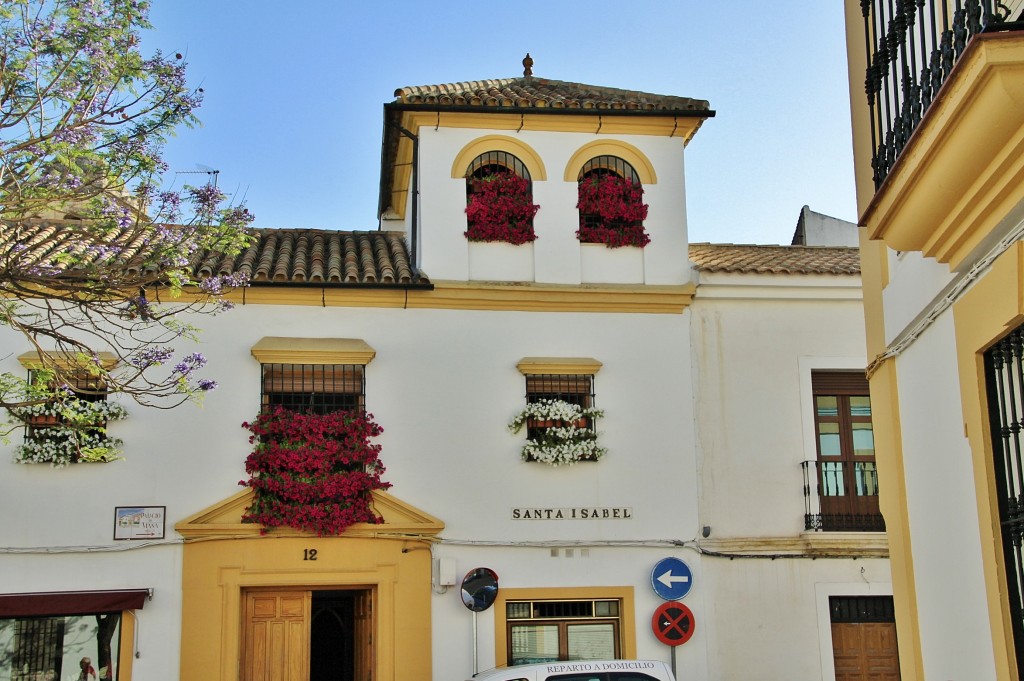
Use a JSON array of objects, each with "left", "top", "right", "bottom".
[
  {"left": 860, "top": 0, "right": 1024, "bottom": 188},
  {"left": 802, "top": 459, "right": 886, "bottom": 532}
]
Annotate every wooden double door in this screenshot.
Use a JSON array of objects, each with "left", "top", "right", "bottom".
[
  {"left": 832, "top": 621, "right": 901, "bottom": 680},
  {"left": 242, "top": 589, "right": 374, "bottom": 681}
]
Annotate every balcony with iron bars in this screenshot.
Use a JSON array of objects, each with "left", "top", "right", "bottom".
[
  {"left": 857, "top": 0, "right": 1024, "bottom": 268},
  {"left": 863, "top": 0, "right": 1024, "bottom": 187},
  {"left": 802, "top": 459, "right": 886, "bottom": 532}
]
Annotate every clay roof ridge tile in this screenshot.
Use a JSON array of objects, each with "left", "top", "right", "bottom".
[
  {"left": 342, "top": 234, "right": 359, "bottom": 283},
  {"left": 327, "top": 234, "right": 342, "bottom": 283},
  {"left": 215, "top": 253, "right": 236, "bottom": 277},
  {"left": 292, "top": 234, "right": 308, "bottom": 281},
  {"left": 383, "top": 233, "right": 413, "bottom": 283},
  {"left": 273, "top": 232, "right": 294, "bottom": 281},
  {"left": 309, "top": 233, "right": 325, "bottom": 282},
  {"left": 254, "top": 233, "right": 277, "bottom": 281},
  {"left": 374, "top": 237, "right": 395, "bottom": 283},
  {"left": 358, "top": 235, "right": 377, "bottom": 283}
]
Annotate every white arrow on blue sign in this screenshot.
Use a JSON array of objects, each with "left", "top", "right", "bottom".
[{"left": 651, "top": 557, "right": 693, "bottom": 601}]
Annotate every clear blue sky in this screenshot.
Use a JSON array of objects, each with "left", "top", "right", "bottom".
[{"left": 143, "top": 1, "right": 856, "bottom": 246}]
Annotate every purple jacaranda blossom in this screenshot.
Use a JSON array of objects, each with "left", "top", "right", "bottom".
[
  {"left": 129, "top": 346, "right": 174, "bottom": 369},
  {"left": 173, "top": 352, "right": 207, "bottom": 375}
]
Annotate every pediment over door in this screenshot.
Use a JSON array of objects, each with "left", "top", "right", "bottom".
[{"left": 175, "top": 489, "right": 444, "bottom": 539}]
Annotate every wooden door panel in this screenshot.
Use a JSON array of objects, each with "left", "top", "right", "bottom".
[
  {"left": 832, "top": 622, "right": 864, "bottom": 681},
  {"left": 832, "top": 622, "right": 900, "bottom": 681},
  {"left": 243, "top": 590, "right": 311, "bottom": 681},
  {"left": 353, "top": 590, "right": 373, "bottom": 681}
]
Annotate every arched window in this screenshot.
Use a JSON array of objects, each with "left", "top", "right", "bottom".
[
  {"left": 466, "top": 150, "right": 532, "bottom": 182},
  {"left": 464, "top": 152, "right": 539, "bottom": 245},
  {"left": 576, "top": 155, "right": 650, "bottom": 248}
]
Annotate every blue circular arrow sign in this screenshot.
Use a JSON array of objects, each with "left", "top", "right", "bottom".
[{"left": 651, "top": 557, "right": 693, "bottom": 601}]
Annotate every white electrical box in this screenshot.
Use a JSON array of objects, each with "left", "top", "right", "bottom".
[{"left": 432, "top": 557, "right": 457, "bottom": 587}]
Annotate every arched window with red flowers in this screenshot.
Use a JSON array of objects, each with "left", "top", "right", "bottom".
[
  {"left": 576, "top": 156, "right": 650, "bottom": 248},
  {"left": 464, "top": 151, "right": 540, "bottom": 245}
]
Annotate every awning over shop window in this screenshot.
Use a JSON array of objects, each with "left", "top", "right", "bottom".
[{"left": 0, "top": 589, "right": 149, "bottom": 617}]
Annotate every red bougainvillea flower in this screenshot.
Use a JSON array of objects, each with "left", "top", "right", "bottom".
[
  {"left": 240, "top": 407, "right": 390, "bottom": 536},
  {"left": 464, "top": 171, "right": 540, "bottom": 245},
  {"left": 576, "top": 174, "right": 650, "bottom": 248}
]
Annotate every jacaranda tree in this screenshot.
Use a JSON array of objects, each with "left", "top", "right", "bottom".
[{"left": 0, "top": 0, "right": 254, "bottom": 420}]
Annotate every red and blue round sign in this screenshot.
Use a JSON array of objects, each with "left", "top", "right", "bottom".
[{"left": 651, "top": 601, "right": 695, "bottom": 647}]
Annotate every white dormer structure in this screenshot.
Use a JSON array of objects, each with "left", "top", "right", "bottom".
[{"left": 378, "top": 58, "right": 712, "bottom": 286}]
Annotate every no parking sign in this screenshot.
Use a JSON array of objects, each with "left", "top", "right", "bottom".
[{"left": 651, "top": 601, "right": 695, "bottom": 646}]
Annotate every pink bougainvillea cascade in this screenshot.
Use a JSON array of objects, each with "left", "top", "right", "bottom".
[
  {"left": 240, "top": 407, "right": 391, "bottom": 536},
  {"left": 576, "top": 174, "right": 651, "bottom": 248},
  {"left": 464, "top": 171, "right": 540, "bottom": 245}
]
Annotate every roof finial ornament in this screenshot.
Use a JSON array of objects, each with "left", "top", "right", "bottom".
[{"left": 523, "top": 53, "right": 533, "bottom": 78}]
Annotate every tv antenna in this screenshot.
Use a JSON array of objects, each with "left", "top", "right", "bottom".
[{"left": 175, "top": 164, "right": 220, "bottom": 187}]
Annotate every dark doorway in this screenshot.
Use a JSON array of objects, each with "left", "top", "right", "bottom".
[{"left": 311, "top": 591, "right": 356, "bottom": 681}]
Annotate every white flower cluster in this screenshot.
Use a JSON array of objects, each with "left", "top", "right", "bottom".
[
  {"left": 508, "top": 398, "right": 606, "bottom": 467},
  {"left": 12, "top": 400, "right": 128, "bottom": 467}
]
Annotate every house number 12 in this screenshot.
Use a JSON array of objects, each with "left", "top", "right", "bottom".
[{"left": 303, "top": 549, "right": 318, "bottom": 561}]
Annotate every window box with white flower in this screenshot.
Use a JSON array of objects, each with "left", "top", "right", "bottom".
[{"left": 508, "top": 398, "right": 606, "bottom": 466}]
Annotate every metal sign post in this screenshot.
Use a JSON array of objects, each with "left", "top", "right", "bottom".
[{"left": 461, "top": 567, "right": 499, "bottom": 676}]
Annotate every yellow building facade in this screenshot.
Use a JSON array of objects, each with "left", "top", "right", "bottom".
[{"left": 844, "top": 2, "right": 1024, "bottom": 679}]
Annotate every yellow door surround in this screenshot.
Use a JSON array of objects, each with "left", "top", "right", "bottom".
[{"left": 177, "top": 490, "right": 443, "bottom": 681}]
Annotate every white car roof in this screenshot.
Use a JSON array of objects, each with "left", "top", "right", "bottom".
[{"left": 469, "top": 660, "right": 674, "bottom": 681}]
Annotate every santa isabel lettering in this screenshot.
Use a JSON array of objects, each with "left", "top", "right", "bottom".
[{"left": 511, "top": 507, "right": 633, "bottom": 520}]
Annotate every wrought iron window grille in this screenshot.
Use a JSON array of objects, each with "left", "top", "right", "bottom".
[
  {"left": 524, "top": 373, "right": 596, "bottom": 439},
  {"left": 829, "top": 595, "right": 896, "bottom": 623},
  {"left": 260, "top": 363, "right": 365, "bottom": 414},
  {"left": 984, "top": 326, "right": 1024, "bottom": 671},
  {"left": 466, "top": 150, "right": 532, "bottom": 182}
]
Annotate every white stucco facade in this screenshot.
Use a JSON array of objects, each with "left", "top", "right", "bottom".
[
  {"left": 0, "top": 79, "right": 892, "bottom": 681},
  {"left": 689, "top": 269, "right": 891, "bottom": 681}
]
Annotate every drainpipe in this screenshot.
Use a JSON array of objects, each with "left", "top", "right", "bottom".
[{"left": 393, "top": 124, "right": 419, "bottom": 270}]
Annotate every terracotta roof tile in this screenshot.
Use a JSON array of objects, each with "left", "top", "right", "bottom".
[
  {"left": 5, "top": 222, "right": 859, "bottom": 288},
  {"left": 0, "top": 221, "right": 429, "bottom": 287},
  {"left": 204, "top": 228, "right": 428, "bottom": 286},
  {"left": 379, "top": 73, "right": 713, "bottom": 218},
  {"left": 689, "top": 243, "right": 861, "bottom": 275},
  {"left": 394, "top": 77, "right": 710, "bottom": 113}
]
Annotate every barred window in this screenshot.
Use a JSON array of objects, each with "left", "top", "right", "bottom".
[
  {"left": 828, "top": 596, "right": 895, "bottom": 623},
  {"left": 526, "top": 374, "right": 594, "bottom": 407},
  {"left": 578, "top": 155, "right": 640, "bottom": 184},
  {"left": 506, "top": 599, "right": 621, "bottom": 665},
  {"left": 576, "top": 155, "right": 650, "bottom": 249},
  {"left": 577, "top": 155, "right": 642, "bottom": 233},
  {"left": 24, "top": 369, "right": 109, "bottom": 450},
  {"left": 516, "top": 358, "right": 602, "bottom": 442},
  {"left": 261, "top": 364, "right": 364, "bottom": 414},
  {"left": 12, "top": 617, "right": 65, "bottom": 678},
  {"left": 28, "top": 368, "right": 106, "bottom": 403},
  {"left": 1, "top": 613, "right": 123, "bottom": 681},
  {"left": 524, "top": 373, "right": 595, "bottom": 438},
  {"left": 466, "top": 150, "right": 532, "bottom": 183}
]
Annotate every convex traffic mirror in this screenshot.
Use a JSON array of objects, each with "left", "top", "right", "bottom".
[{"left": 460, "top": 567, "right": 499, "bottom": 612}]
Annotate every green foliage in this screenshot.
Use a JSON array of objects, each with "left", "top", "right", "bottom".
[{"left": 0, "top": 0, "right": 255, "bottom": 414}]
